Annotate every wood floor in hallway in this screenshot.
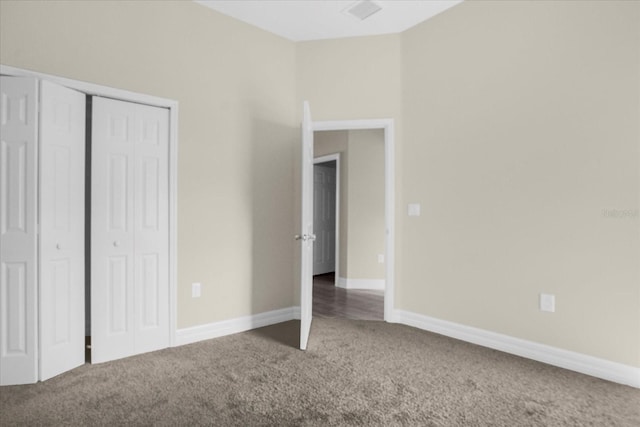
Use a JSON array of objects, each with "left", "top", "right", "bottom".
[{"left": 312, "top": 273, "right": 384, "bottom": 321}]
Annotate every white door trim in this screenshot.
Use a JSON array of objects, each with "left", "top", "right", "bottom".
[
  {"left": 313, "top": 153, "right": 340, "bottom": 285},
  {"left": 313, "top": 119, "right": 395, "bottom": 322},
  {"left": 0, "top": 64, "right": 179, "bottom": 347}
]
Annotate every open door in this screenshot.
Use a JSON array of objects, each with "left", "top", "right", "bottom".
[
  {"left": 298, "top": 101, "right": 315, "bottom": 350},
  {"left": 38, "top": 80, "right": 86, "bottom": 381}
]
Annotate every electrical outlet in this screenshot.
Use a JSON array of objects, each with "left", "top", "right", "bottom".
[
  {"left": 539, "top": 293, "right": 555, "bottom": 312},
  {"left": 192, "top": 282, "right": 202, "bottom": 298},
  {"left": 378, "top": 254, "right": 384, "bottom": 263},
  {"left": 408, "top": 203, "right": 421, "bottom": 217}
]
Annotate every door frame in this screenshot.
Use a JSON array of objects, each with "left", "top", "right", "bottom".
[
  {"left": 313, "top": 153, "right": 340, "bottom": 283},
  {"left": 313, "top": 119, "right": 395, "bottom": 322},
  {"left": 0, "top": 64, "right": 179, "bottom": 347}
]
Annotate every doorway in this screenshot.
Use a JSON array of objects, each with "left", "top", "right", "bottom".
[
  {"left": 310, "top": 119, "right": 395, "bottom": 324},
  {"left": 312, "top": 129, "right": 386, "bottom": 321},
  {"left": 299, "top": 104, "right": 396, "bottom": 349}
]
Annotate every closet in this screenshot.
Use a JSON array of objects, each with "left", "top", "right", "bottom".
[{"left": 0, "top": 75, "right": 171, "bottom": 385}]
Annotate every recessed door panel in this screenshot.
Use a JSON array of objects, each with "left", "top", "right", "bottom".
[
  {"left": 140, "top": 254, "right": 159, "bottom": 329},
  {"left": 0, "top": 92, "right": 30, "bottom": 126},
  {"left": 52, "top": 147, "right": 71, "bottom": 231},
  {"left": 1, "top": 141, "right": 27, "bottom": 234},
  {"left": 108, "top": 256, "right": 128, "bottom": 334},
  {"left": 109, "top": 115, "right": 129, "bottom": 142},
  {"left": 141, "top": 120, "right": 159, "bottom": 146},
  {"left": 0, "top": 93, "right": 6, "bottom": 125},
  {"left": 51, "top": 259, "right": 71, "bottom": 345},
  {"left": 1, "top": 262, "right": 27, "bottom": 355},
  {"left": 53, "top": 102, "right": 71, "bottom": 132},
  {"left": 108, "top": 155, "right": 128, "bottom": 232},
  {"left": 141, "top": 158, "right": 159, "bottom": 231}
]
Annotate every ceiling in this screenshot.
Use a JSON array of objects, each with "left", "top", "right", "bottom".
[{"left": 194, "top": 0, "right": 463, "bottom": 42}]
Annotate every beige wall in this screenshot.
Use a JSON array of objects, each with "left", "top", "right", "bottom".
[
  {"left": 0, "top": 0, "right": 298, "bottom": 329},
  {"left": 401, "top": 0, "right": 639, "bottom": 366},
  {"left": 346, "top": 130, "right": 385, "bottom": 281},
  {"left": 296, "top": 35, "right": 402, "bottom": 121}
]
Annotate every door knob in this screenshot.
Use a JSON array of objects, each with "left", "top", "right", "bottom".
[
  {"left": 294, "top": 234, "right": 317, "bottom": 242},
  {"left": 56, "top": 243, "right": 62, "bottom": 250},
  {"left": 113, "top": 241, "right": 120, "bottom": 247}
]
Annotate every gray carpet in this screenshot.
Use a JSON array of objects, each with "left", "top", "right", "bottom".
[{"left": 1, "top": 318, "right": 639, "bottom": 426}]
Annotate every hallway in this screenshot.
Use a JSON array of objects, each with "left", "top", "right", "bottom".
[{"left": 312, "top": 273, "right": 384, "bottom": 320}]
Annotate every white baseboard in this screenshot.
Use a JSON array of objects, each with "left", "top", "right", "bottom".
[
  {"left": 175, "top": 307, "right": 297, "bottom": 347},
  {"left": 337, "top": 277, "right": 385, "bottom": 290},
  {"left": 394, "top": 309, "right": 640, "bottom": 389},
  {"left": 174, "top": 306, "right": 639, "bottom": 388}
]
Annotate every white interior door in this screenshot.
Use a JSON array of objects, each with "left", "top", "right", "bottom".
[
  {"left": 313, "top": 164, "right": 336, "bottom": 275},
  {"left": 0, "top": 77, "right": 39, "bottom": 385},
  {"left": 38, "top": 80, "right": 86, "bottom": 381},
  {"left": 91, "top": 96, "right": 169, "bottom": 364},
  {"left": 299, "top": 101, "right": 315, "bottom": 350}
]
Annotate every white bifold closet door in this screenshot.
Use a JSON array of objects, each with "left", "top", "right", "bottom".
[
  {"left": 1, "top": 77, "right": 85, "bottom": 385},
  {"left": 39, "top": 80, "right": 86, "bottom": 381},
  {"left": 0, "top": 77, "right": 39, "bottom": 385},
  {"left": 91, "top": 96, "right": 169, "bottom": 364}
]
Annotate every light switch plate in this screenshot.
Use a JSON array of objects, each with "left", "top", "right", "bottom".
[
  {"left": 408, "top": 203, "right": 421, "bottom": 217},
  {"left": 540, "top": 293, "right": 555, "bottom": 312},
  {"left": 192, "top": 282, "right": 202, "bottom": 298}
]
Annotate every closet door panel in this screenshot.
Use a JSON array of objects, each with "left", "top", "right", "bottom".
[
  {"left": 92, "top": 97, "right": 168, "bottom": 363},
  {"left": 0, "top": 76, "right": 38, "bottom": 385},
  {"left": 91, "top": 97, "right": 135, "bottom": 363},
  {"left": 133, "top": 104, "right": 169, "bottom": 354},
  {"left": 39, "top": 80, "right": 86, "bottom": 381}
]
